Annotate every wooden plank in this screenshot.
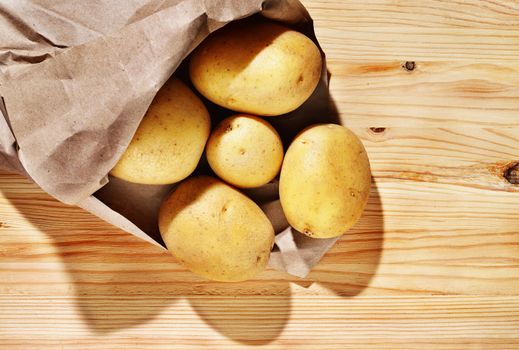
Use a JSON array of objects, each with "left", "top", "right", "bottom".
[
  {"left": 329, "top": 61, "right": 519, "bottom": 128},
  {"left": 308, "top": 0, "right": 519, "bottom": 62},
  {"left": 0, "top": 296, "right": 518, "bottom": 349}
]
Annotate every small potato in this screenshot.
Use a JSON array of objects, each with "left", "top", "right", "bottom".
[
  {"left": 279, "top": 124, "right": 371, "bottom": 238},
  {"left": 206, "top": 114, "right": 283, "bottom": 188},
  {"left": 159, "top": 176, "right": 274, "bottom": 282},
  {"left": 189, "top": 19, "right": 322, "bottom": 116},
  {"left": 110, "top": 78, "right": 210, "bottom": 185}
]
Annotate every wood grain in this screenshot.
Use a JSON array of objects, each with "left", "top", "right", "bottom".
[
  {"left": 1, "top": 0, "right": 519, "bottom": 348},
  {"left": 311, "top": 0, "right": 519, "bottom": 62},
  {"left": 1, "top": 296, "right": 519, "bottom": 349},
  {"left": 330, "top": 61, "right": 519, "bottom": 128}
]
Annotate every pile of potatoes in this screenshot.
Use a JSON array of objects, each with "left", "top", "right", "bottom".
[{"left": 110, "top": 19, "right": 371, "bottom": 282}]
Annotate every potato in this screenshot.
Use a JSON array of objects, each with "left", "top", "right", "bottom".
[
  {"left": 206, "top": 114, "right": 283, "bottom": 188},
  {"left": 110, "top": 78, "right": 210, "bottom": 184},
  {"left": 279, "top": 124, "right": 371, "bottom": 238},
  {"left": 159, "top": 176, "right": 274, "bottom": 282},
  {"left": 189, "top": 19, "right": 322, "bottom": 116}
]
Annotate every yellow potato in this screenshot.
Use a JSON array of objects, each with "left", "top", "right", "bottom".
[
  {"left": 206, "top": 114, "right": 283, "bottom": 188},
  {"left": 189, "top": 19, "right": 322, "bottom": 116},
  {"left": 279, "top": 124, "right": 371, "bottom": 238},
  {"left": 110, "top": 78, "right": 210, "bottom": 184},
  {"left": 159, "top": 176, "right": 274, "bottom": 282}
]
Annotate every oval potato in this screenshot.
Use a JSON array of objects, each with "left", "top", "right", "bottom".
[
  {"left": 206, "top": 114, "right": 284, "bottom": 188},
  {"left": 110, "top": 78, "right": 210, "bottom": 184},
  {"left": 159, "top": 176, "right": 274, "bottom": 282},
  {"left": 189, "top": 19, "right": 322, "bottom": 116},
  {"left": 279, "top": 124, "right": 371, "bottom": 238}
]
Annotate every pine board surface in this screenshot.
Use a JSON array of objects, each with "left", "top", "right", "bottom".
[{"left": 1, "top": 0, "right": 519, "bottom": 349}]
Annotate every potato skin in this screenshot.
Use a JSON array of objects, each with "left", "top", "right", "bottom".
[
  {"left": 189, "top": 19, "right": 322, "bottom": 116},
  {"left": 158, "top": 176, "right": 274, "bottom": 282},
  {"left": 110, "top": 78, "right": 210, "bottom": 185},
  {"left": 279, "top": 124, "right": 371, "bottom": 239},
  {"left": 206, "top": 114, "right": 283, "bottom": 188}
]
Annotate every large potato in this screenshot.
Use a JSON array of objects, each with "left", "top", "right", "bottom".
[
  {"left": 206, "top": 114, "right": 284, "bottom": 188},
  {"left": 189, "top": 19, "right": 322, "bottom": 116},
  {"left": 110, "top": 78, "right": 210, "bottom": 184},
  {"left": 159, "top": 176, "right": 274, "bottom": 282},
  {"left": 279, "top": 124, "right": 371, "bottom": 238}
]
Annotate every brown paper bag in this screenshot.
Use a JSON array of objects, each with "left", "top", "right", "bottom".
[{"left": 0, "top": 0, "right": 339, "bottom": 278}]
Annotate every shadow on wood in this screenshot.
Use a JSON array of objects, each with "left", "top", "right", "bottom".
[
  {"left": 0, "top": 176, "right": 291, "bottom": 344},
  {"left": 189, "top": 286, "right": 291, "bottom": 345}
]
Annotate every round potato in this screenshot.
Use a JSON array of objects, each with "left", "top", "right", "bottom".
[
  {"left": 110, "top": 78, "right": 210, "bottom": 184},
  {"left": 189, "top": 19, "right": 322, "bottom": 116},
  {"left": 206, "top": 114, "right": 283, "bottom": 188},
  {"left": 159, "top": 176, "right": 274, "bottom": 282},
  {"left": 279, "top": 124, "right": 371, "bottom": 239}
]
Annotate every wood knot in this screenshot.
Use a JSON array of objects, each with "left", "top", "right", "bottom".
[
  {"left": 504, "top": 162, "right": 519, "bottom": 185},
  {"left": 403, "top": 61, "right": 416, "bottom": 71},
  {"left": 369, "top": 127, "right": 386, "bottom": 134}
]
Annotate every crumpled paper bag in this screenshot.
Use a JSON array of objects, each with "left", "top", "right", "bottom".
[{"left": 0, "top": 0, "right": 339, "bottom": 278}]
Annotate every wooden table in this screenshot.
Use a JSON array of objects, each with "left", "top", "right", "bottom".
[{"left": 1, "top": 1, "right": 519, "bottom": 349}]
